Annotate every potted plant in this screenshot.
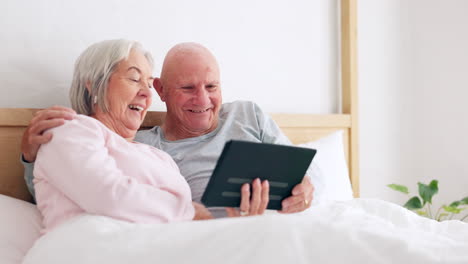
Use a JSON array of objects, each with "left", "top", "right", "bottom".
[{"left": 387, "top": 180, "right": 468, "bottom": 222}]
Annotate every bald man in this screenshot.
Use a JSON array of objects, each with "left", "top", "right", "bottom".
[{"left": 21, "top": 42, "right": 315, "bottom": 218}]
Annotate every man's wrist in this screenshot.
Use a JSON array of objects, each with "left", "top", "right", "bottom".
[{"left": 21, "top": 153, "right": 33, "bottom": 163}]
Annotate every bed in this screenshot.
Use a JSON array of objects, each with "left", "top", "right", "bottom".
[{"left": 1, "top": 1, "right": 468, "bottom": 263}]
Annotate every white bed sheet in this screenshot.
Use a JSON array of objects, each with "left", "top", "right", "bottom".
[
  {"left": 0, "top": 194, "right": 42, "bottom": 264},
  {"left": 23, "top": 199, "right": 468, "bottom": 264}
]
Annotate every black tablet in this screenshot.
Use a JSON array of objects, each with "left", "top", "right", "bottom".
[{"left": 201, "top": 140, "right": 316, "bottom": 210}]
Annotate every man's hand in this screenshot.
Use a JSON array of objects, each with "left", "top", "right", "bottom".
[
  {"left": 279, "top": 176, "right": 314, "bottom": 214},
  {"left": 192, "top": 202, "right": 213, "bottom": 220},
  {"left": 225, "top": 178, "right": 269, "bottom": 217},
  {"left": 21, "top": 106, "right": 76, "bottom": 162}
]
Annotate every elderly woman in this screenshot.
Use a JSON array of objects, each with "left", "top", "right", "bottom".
[{"left": 33, "top": 39, "right": 200, "bottom": 233}]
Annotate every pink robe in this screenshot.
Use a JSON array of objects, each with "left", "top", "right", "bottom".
[{"left": 34, "top": 115, "right": 194, "bottom": 233}]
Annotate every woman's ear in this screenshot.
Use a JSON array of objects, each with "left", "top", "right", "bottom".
[
  {"left": 85, "top": 81, "right": 92, "bottom": 93},
  {"left": 153, "top": 78, "right": 165, "bottom": 102}
]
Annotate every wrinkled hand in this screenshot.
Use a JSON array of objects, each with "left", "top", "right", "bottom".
[
  {"left": 192, "top": 202, "right": 213, "bottom": 220},
  {"left": 279, "top": 176, "right": 314, "bottom": 213},
  {"left": 226, "top": 178, "right": 269, "bottom": 217},
  {"left": 21, "top": 106, "right": 76, "bottom": 162}
]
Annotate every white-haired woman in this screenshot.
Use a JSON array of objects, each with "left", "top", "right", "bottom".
[{"left": 32, "top": 39, "right": 203, "bottom": 234}]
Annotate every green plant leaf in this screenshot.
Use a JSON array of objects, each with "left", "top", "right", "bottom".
[
  {"left": 387, "top": 184, "right": 409, "bottom": 194},
  {"left": 437, "top": 213, "right": 449, "bottom": 221},
  {"left": 404, "top": 196, "right": 423, "bottom": 210},
  {"left": 461, "top": 197, "right": 468, "bottom": 205},
  {"left": 418, "top": 180, "right": 438, "bottom": 205},
  {"left": 443, "top": 205, "right": 461, "bottom": 214},
  {"left": 416, "top": 210, "right": 427, "bottom": 216},
  {"left": 450, "top": 197, "right": 468, "bottom": 207}
]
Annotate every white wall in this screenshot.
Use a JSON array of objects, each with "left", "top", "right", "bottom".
[
  {"left": 359, "top": 0, "right": 468, "bottom": 213},
  {"left": 0, "top": 0, "right": 339, "bottom": 113},
  {"left": 2, "top": 0, "right": 466, "bottom": 212}
]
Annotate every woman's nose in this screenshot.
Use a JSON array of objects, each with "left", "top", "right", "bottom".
[{"left": 138, "top": 84, "right": 152, "bottom": 99}]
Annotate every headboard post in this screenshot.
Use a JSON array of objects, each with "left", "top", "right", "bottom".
[{"left": 341, "top": 0, "right": 360, "bottom": 197}]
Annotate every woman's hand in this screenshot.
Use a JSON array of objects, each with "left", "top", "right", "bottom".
[{"left": 192, "top": 202, "right": 213, "bottom": 220}]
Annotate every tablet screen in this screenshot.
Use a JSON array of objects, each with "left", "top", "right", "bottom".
[{"left": 201, "top": 140, "right": 316, "bottom": 210}]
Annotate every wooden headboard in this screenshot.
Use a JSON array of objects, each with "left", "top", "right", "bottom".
[
  {"left": 0, "top": 0, "right": 359, "bottom": 203},
  {"left": 0, "top": 110, "right": 356, "bottom": 203}
]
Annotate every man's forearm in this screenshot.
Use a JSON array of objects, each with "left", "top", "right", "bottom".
[{"left": 21, "top": 155, "right": 36, "bottom": 201}]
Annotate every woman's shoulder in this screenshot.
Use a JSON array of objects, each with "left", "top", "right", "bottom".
[
  {"left": 36, "top": 115, "right": 109, "bottom": 160},
  {"left": 49, "top": 114, "right": 106, "bottom": 137},
  {"left": 66, "top": 114, "right": 103, "bottom": 127}
]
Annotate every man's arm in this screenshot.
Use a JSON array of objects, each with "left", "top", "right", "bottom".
[
  {"left": 21, "top": 106, "right": 76, "bottom": 199},
  {"left": 21, "top": 106, "right": 76, "bottom": 162},
  {"left": 22, "top": 158, "right": 36, "bottom": 200}
]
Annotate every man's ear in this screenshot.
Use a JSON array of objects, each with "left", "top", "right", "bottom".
[{"left": 153, "top": 78, "right": 166, "bottom": 102}]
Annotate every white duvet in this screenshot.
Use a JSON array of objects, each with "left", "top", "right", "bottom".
[{"left": 23, "top": 199, "right": 468, "bottom": 264}]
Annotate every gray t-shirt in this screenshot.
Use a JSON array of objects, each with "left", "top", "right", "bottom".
[
  {"left": 136, "top": 101, "right": 292, "bottom": 216},
  {"left": 23, "top": 101, "right": 308, "bottom": 216}
]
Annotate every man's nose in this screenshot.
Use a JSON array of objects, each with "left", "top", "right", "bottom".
[{"left": 192, "top": 86, "right": 210, "bottom": 105}]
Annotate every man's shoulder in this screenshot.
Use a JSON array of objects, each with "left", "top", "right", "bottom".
[
  {"left": 135, "top": 126, "right": 161, "bottom": 144},
  {"left": 218, "top": 101, "right": 267, "bottom": 135},
  {"left": 136, "top": 126, "right": 160, "bottom": 135},
  {"left": 220, "top": 100, "right": 259, "bottom": 116}
]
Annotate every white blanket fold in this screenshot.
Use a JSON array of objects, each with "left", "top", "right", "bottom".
[{"left": 23, "top": 199, "right": 468, "bottom": 264}]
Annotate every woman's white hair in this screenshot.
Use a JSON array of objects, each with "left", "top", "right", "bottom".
[{"left": 69, "top": 39, "right": 153, "bottom": 115}]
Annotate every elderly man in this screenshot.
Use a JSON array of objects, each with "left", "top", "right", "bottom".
[{"left": 21, "top": 42, "right": 315, "bottom": 217}]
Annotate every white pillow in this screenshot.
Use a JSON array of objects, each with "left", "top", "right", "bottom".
[
  {"left": 0, "top": 194, "right": 42, "bottom": 264},
  {"left": 299, "top": 130, "right": 353, "bottom": 205}
]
